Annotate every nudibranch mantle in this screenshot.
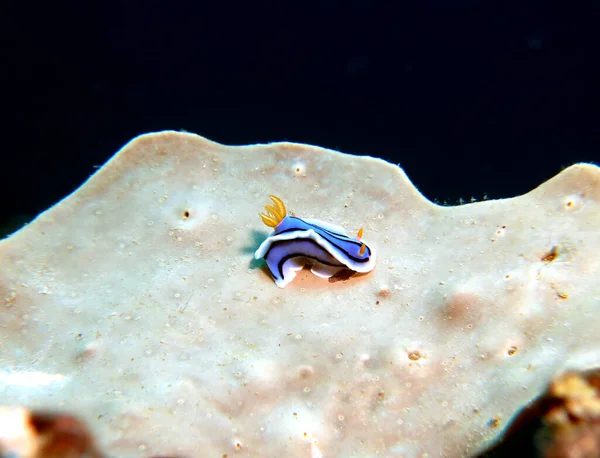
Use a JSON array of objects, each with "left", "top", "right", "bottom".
[{"left": 254, "top": 195, "right": 377, "bottom": 288}]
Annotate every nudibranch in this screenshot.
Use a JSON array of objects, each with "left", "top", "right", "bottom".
[{"left": 254, "top": 195, "right": 377, "bottom": 288}]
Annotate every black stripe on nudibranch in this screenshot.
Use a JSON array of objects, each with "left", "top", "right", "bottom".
[
  {"left": 270, "top": 218, "right": 372, "bottom": 264},
  {"left": 264, "top": 231, "right": 371, "bottom": 265},
  {"left": 266, "top": 238, "right": 346, "bottom": 280}
]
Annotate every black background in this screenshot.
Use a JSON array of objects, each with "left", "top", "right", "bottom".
[{"left": 2, "top": 0, "right": 599, "bottom": 235}]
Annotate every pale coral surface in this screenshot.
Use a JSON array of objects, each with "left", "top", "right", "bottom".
[{"left": 1, "top": 132, "right": 599, "bottom": 457}]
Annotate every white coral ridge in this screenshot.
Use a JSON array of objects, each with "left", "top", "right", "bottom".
[{"left": 1, "top": 131, "right": 599, "bottom": 458}]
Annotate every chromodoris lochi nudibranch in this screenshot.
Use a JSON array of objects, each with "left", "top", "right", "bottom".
[{"left": 254, "top": 195, "right": 377, "bottom": 288}]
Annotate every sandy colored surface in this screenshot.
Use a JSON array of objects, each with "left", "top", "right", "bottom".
[{"left": 1, "top": 131, "right": 599, "bottom": 457}]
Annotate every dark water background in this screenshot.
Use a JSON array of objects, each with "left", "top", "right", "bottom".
[{"left": 2, "top": 1, "right": 599, "bottom": 234}]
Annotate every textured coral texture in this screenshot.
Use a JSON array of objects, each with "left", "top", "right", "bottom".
[{"left": 1, "top": 131, "right": 599, "bottom": 458}]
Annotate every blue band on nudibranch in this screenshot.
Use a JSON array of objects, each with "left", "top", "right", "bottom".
[{"left": 254, "top": 195, "right": 377, "bottom": 288}]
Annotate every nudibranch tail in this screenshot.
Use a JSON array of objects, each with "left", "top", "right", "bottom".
[{"left": 259, "top": 195, "right": 287, "bottom": 228}]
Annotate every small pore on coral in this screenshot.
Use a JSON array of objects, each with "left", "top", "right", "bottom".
[
  {"left": 489, "top": 416, "right": 501, "bottom": 428},
  {"left": 183, "top": 210, "right": 190, "bottom": 219},
  {"left": 561, "top": 193, "right": 584, "bottom": 211},
  {"left": 493, "top": 225, "right": 508, "bottom": 240},
  {"left": 377, "top": 288, "right": 392, "bottom": 299},
  {"left": 292, "top": 161, "right": 307, "bottom": 177},
  {"left": 408, "top": 350, "right": 422, "bottom": 361},
  {"left": 542, "top": 246, "right": 558, "bottom": 262},
  {"left": 541, "top": 242, "right": 577, "bottom": 263},
  {"left": 297, "top": 366, "right": 314, "bottom": 380}
]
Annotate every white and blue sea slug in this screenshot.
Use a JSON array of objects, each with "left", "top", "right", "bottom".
[{"left": 254, "top": 195, "right": 377, "bottom": 288}]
